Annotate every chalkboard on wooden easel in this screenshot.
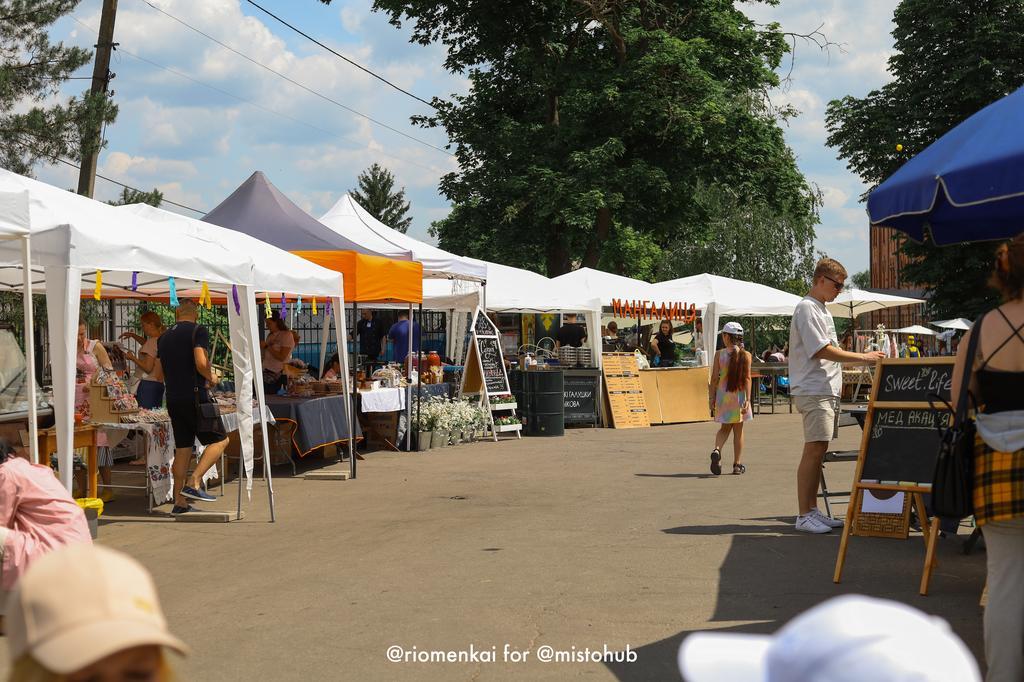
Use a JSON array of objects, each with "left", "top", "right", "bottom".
[{"left": 833, "top": 357, "right": 955, "bottom": 596}]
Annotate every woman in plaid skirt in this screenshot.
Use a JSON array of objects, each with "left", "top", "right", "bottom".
[{"left": 953, "top": 234, "right": 1024, "bottom": 682}]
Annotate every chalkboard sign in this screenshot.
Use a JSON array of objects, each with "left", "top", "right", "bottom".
[
  {"left": 474, "top": 311, "right": 498, "bottom": 337},
  {"left": 860, "top": 407, "right": 951, "bottom": 483},
  {"left": 874, "top": 359, "right": 954, "bottom": 403},
  {"left": 563, "top": 372, "right": 599, "bottom": 425},
  {"left": 477, "top": 336, "right": 509, "bottom": 395}
]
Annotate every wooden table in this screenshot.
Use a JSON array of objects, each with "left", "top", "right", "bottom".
[{"left": 37, "top": 425, "right": 99, "bottom": 498}]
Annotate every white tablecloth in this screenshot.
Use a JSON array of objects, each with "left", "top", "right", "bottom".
[{"left": 359, "top": 387, "right": 406, "bottom": 413}]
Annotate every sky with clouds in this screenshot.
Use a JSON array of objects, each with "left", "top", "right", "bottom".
[{"left": 35, "top": 0, "right": 900, "bottom": 276}]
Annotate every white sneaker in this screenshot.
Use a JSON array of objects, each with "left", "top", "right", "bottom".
[
  {"left": 795, "top": 514, "right": 832, "bottom": 534},
  {"left": 810, "top": 508, "right": 844, "bottom": 529}
]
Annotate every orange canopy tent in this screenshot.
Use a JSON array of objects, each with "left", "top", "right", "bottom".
[
  {"left": 202, "top": 171, "right": 423, "bottom": 476},
  {"left": 202, "top": 171, "right": 423, "bottom": 304}
]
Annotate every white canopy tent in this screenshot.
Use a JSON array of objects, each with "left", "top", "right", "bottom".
[
  {"left": 0, "top": 190, "right": 38, "bottom": 465},
  {"left": 827, "top": 288, "right": 925, "bottom": 319},
  {"left": 116, "top": 204, "right": 351, "bottom": 505},
  {"left": 422, "top": 261, "right": 602, "bottom": 363},
  {"left": 932, "top": 318, "right": 973, "bottom": 330},
  {"left": 657, "top": 274, "right": 802, "bottom": 366},
  {"left": 0, "top": 169, "right": 277, "bottom": 517},
  {"left": 319, "top": 195, "right": 487, "bottom": 282},
  {"left": 893, "top": 325, "right": 936, "bottom": 336}
]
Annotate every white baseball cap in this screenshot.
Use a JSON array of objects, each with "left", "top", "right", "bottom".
[
  {"left": 678, "top": 595, "right": 980, "bottom": 682},
  {"left": 5, "top": 544, "right": 188, "bottom": 673},
  {"left": 720, "top": 321, "right": 744, "bottom": 336}
]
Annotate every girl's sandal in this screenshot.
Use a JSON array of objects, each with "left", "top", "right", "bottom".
[
  {"left": 710, "top": 448, "right": 722, "bottom": 476},
  {"left": 732, "top": 464, "right": 746, "bottom": 475}
]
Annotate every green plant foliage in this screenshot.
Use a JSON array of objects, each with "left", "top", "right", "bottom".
[
  {"left": 350, "top": 163, "right": 413, "bottom": 233},
  {"left": 825, "top": 0, "right": 1024, "bottom": 318},
  {"left": 0, "top": 0, "right": 117, "bottom": 174},
  {"left": 373, "top": 0, "right": 818, "bottom": 280}
]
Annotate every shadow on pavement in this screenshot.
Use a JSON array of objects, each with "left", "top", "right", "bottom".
[
  {"left": 608, "top": 524, "right": 987, "bottom": 681},
  {"left": 635, "top": 472, "right": 716, "bottom": 480}
]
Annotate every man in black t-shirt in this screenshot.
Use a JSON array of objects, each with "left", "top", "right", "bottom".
[
  {"left": 355, "top": 310, "right": 386, "bottom": 363},
  {"left": 555, "top": 313, "right": 588, "bottom": 349},
  {"left": 151, "top": 300, "right": 228, "bottom": 515}
]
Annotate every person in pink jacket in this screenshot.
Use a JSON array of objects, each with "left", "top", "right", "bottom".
[{"left": 0, "top": 442, "right": 92, "bottom": 614}]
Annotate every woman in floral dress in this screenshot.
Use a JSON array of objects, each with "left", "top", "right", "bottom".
[{"left": 707, "top": 321, "right": 752, "bottom": 475}]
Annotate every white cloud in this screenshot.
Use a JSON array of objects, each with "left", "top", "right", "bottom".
[
  {"left": 818, "top": 185, "right": 849, "bottom": 209},
  {"left": 100, "top": 152, "right": 198, "bottom": 181}
]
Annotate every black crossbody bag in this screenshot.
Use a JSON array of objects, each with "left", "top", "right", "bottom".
[
  {"left": 928, "top": 314, "right": 983, "bottom": 519},
  {"left": 192, "top": 325, "right": 226, "bottom": 437}
]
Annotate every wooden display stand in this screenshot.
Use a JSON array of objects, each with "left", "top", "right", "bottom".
[
  {"left": 601, "top": 353, "right": 650, "bottom": 429},
  {"left": 833, "top": 357, "right": 955, "bottom": 596},
  {"left": 87, "top": 379, "right": 138, "bottom": 423},
  {"left": 36, "top": 425, "right": 100, "bottom": 498},
  {"left": 639, "top": 367, "right": 710, "bottom": 424}
]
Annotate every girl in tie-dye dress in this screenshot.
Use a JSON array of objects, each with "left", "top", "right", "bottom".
[{"left": 708, "top": 322, "right": 752, "bottom": 475}]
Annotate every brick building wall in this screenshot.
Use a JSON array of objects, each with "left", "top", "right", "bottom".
[{"left": 867, "top": 226, "right": 927, "bottom": 330}]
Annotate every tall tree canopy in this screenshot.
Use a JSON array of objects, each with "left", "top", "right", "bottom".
[
  {"left": 825, "top": 0, "right": 1024, "bottom": 319},
  {"left": 0, "top": 0, "right": 117, "bottom": 175},
  {"left": 106, "top": 186, "right": 163, "bottom": 208},
  {"left": 350, "top": 163, "right": 413, "bottom": 233},
  {"left": 372, "top": 0, "right": 819, "bottom": 279}
]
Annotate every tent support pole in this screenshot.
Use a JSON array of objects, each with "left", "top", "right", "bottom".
[
  {"left": 406, "top": 302, "right": 413, "bottom": 451},
  {"left": 350, "top": 302, "right": 358, "bottom": 479},
  {"left": 417, "top": 302, "right": 423, "bottom": 451},
  {"left": 22, "top": 237, "right": 38, "bottom": 465}
]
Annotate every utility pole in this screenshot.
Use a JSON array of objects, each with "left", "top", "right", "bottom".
[{"left": 77, "top": 0, "right": 118, "bottom": 198}]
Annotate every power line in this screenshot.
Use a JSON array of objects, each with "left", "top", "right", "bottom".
[
  {"left": 244, "top": 0, "right": 436, "bottom": 109},
  {"left": 13, "top": 132, "right": 206, "bottom": 214},
  {"left": 70, "top": 16, "right": 450, "bottom": 175},
  {"left": 135, "top": 0, "right": 452, "bottom": 156},
  {"left": 110, "top": 41, "right": 450, "bottom": 176}
]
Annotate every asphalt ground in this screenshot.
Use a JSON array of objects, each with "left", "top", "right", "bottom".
[{"left": 0, "top": 411, "right": 987, "bottom": 680}]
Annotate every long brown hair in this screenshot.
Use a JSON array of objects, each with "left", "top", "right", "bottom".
[
  {"left": 724, "top": 333, "right": 750, "bottom": 392},
  {"left": 990, "top": 234, "right": 1024, "bottom": 301}
]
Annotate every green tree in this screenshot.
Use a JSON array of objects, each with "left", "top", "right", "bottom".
[
  {"left": 0, "top": 0, "right": 117, "bottom": 175},
  {"left": 105, "top": 186, "right": 163, "bottom": 207},
  {"left": 350, "top": 163, "right": 413, "bottom": 233},
  {"left": 656, "top": 182, "right": 817, "bottom": 292},
  {"left": 825, "top": 0, "right": 1024, "bottom": 319},
  {"left": 373, "top": 0, "right": 819, "bottom": 278},
  {"left": 851, "top": 270, "right": 871, "bottom": 290}
]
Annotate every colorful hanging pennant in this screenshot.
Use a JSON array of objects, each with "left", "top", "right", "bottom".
[
  {"left": 168, "top": 277, "right": 179, "bottom": 307},
  {"left": 325, "top": 300, "right": 332, "bottom": 318},
  {"left": 296, "top": 295, "right": 302, "bottom": 313},
  {"left": 279, "top": 293, "right": 287, "bottom": 320},
  {"left": 200, "top": 281, "right": 212, "bottom": 309},
  {"left": 93, "top": 271, "right": 102, "bottom": 300},
  {"left": 311, "top": 297, "right": 318, "bottom": 315},
  {"left": 131, "top": 271, "right": 138, "bottom": 292},
  {"left": 231, "top": 285, "right": 241, "bottom": 315},
  {"left": 264, "top": 291, "right": 272, "bottom": 318}
]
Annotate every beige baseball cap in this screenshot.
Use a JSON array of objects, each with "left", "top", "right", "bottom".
[{"left": 5, "top": 543, "right": 188, "bottom": 673}]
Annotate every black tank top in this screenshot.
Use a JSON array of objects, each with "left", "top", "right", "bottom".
[{"left": 977, "top": 308, "right": 1024, "bottom": 414}]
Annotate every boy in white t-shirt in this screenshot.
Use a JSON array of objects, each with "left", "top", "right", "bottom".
[{"left": 789, "top": 258, "right": 884, "bottom": 534}]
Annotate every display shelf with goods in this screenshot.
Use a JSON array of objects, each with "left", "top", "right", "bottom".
[{"left": 489, "top": 394, "right": 518, "bottom": 411}]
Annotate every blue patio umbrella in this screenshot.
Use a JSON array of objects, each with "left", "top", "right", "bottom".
[{"left": 868, "top": 85, "right": 1024, "bottom": 244}]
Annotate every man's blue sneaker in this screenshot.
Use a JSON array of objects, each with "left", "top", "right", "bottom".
[
  {"left": 180, "top": 485, "right": 216, "bottom": 502},
  {"left": 170, "top": 504, "right": 195, "bottom": 515}
]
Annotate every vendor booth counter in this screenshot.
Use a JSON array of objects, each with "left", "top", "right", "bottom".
[{"left": 639, "top": 366, "right": 710, "bottom": 424}]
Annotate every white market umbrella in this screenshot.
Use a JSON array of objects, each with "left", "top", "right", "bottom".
[
  {"left": 893, "top": 325, "right": 936, "bottom": 336},
  {"left": 827, "top": 287, "right": 925, "bottom": 318},
  {"left": 931, "top": 317, "right": 973, "bottom": 330}
]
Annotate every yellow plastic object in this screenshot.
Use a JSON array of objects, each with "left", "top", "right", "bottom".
[{"left": 75, "top": 497, "right": 104, "bottom": 518}]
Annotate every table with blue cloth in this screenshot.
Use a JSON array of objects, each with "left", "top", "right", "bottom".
[{"left": 264, "top": 394, "right": 361, "bottom": 458}]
